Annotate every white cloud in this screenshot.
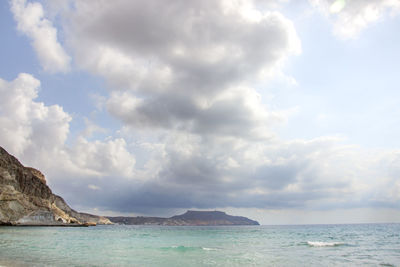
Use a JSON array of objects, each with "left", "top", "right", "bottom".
[
  {"left": 310, "top": 0, "right": 400, "bottom": 39},
  {"left": 88, "top": 184, "right": 101, "bottom": 191},
  {"left": 10, "top": 0, "right": 71, "bottom": 72},
  {"left": 81, "top": 118, "right": 107, "bottom": 138},
  {"left": 0, "top": 74, "right": 135, "bottom": 182},
  {"left": 70, "top": 137, "right": 136, "bottom": 178},
  {"left": 0, "top": 73, "right": 71, "bottom": 157}
]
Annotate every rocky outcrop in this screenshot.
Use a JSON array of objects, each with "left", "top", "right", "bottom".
[
  {"left": 25, "top": 167, "right": 46, "bottom": 184},
  {"left": 171, "top": 210, "right": 260, "bottom": 225},
  {"left": 0, "top": 146, "right": 112, "bottom": 226},
  {"left": 108, "top": 210, "right": 260, "bottom": 226}
]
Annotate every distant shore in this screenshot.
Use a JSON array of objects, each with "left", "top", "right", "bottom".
[{"left": 107, "top": 210, "right": 259, "bottom": 226}]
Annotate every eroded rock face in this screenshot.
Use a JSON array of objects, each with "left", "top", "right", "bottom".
[
  {"left": 25, "top": 167, "right": 46, "bottom": 185},
  {"left": 0, "top": 146, "right": 112, "bottom": 226}
]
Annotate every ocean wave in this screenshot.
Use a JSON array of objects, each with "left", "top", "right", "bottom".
[
  {"left": 202, "top": 247, "right": 218, "bottom": 251},
  {"left": 159, "top": 245, "right": 218, "bottom": 252},
  {"left": 307, "top": 241, "right": 346, "bottom": 247}
]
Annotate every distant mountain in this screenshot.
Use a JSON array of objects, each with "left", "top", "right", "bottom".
[
  {"left": 108, "top": 210, "right": 260, "bottom": 226},
  {"left": 0, "top": 146, "right": 111, "bottom": 226}
]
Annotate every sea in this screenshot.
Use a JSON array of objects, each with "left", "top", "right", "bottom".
[{"left": 0, "top": 223, "right": 399, "bottom": 266}]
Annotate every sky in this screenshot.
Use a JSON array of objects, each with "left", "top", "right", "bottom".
[{"left": 1, "top": 0, "right": 400, "bottom": 225}]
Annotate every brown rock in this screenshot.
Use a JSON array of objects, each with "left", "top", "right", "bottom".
[
  {"left": 83, "top": 222, "right": 97, "bottom": 226},
  {"left": 0, "top": 146, "right": 112, "bottom": 226},
  {"left": 26, "top": 167, "right": 47, "bottom": 184}
]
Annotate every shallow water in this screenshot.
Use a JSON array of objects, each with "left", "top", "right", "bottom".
[{"left": 0, "top": 224, "right": 399, "bottom": 266}]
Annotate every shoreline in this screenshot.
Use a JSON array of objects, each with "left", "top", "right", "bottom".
[{"left": 0, "top": 223, "right": 90, "bottom": 227}]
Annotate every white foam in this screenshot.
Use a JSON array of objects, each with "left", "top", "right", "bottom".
[
  {"left": 202, "top": 247, "right": 218, "bottom": 251},
  {"left": 307, "top": 241, "right": 345, "bottom": 247}
]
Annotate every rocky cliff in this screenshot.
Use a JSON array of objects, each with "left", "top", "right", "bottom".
[
  {"left": 108, "top": 210, "right": 260, "bottom": 226},
  {"left": 0, "top": 146, "right": 111, "bottom": 226}
]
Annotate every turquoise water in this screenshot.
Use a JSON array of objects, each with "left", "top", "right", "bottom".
[{"left": 0, "top": 224, "right": 399, "bottom": 266}]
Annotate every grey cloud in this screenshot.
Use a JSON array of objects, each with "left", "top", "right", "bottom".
[
  {"left": 107, "top": 88, "right": 281, "bottom": 139},
  {"left": 64, "top": 0, "right": 299, "bottom": 137},
  {"left": 254, "top": 164, "right": 299, "bottom": 190},
  {"left": 47, "top": 136, "right": 400, "bottom": 215},
  {"left": 73, "top": 0, "right": 295, "bottom": 84},
  {"left": 51, "top": 172, "right": 342, "bottom": 216}
]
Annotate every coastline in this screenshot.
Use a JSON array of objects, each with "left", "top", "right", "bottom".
[{"left": 0, "top": 224, "right": 89, "bottom": 227}]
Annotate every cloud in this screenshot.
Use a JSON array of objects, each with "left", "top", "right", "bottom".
[
  {"left": 0, "top": 73, "right": 71, "bottom": 157},
  {"left": 69, "top": 137, "right": 136, "bottom": 178},
  {"left": 106, "top": 86, "right": 284, "bottom": 139},
  {"left": 1, "top": 73, "right": 399, "bottom": 215},
  {"left": 310, "top": 0, "right": 400, "bottom": 39},
  {"left": 4, "top": 1, "right": 400, "bottom": 218},
  {"left": 60, "top": 0, "right": 300, "bottom": 139},
  {"left": 88, "top": 184, "right": 101, "bottom": 191},
  {"left": 0, "top": 73, "right": 135, "bottom": 181},
  {"left": 10, "top": 0, "right": 71, "bottom": 72},
  {"left": 50, "top": 129, "right": 400, "bottom": 214}
]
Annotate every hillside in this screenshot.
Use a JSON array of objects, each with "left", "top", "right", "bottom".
[
  {"left": 108, "top": 210, "right": 260, "bottom": 226},
  {"left": 0, "top": 146, "right": 111, "bottom": 226}
]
